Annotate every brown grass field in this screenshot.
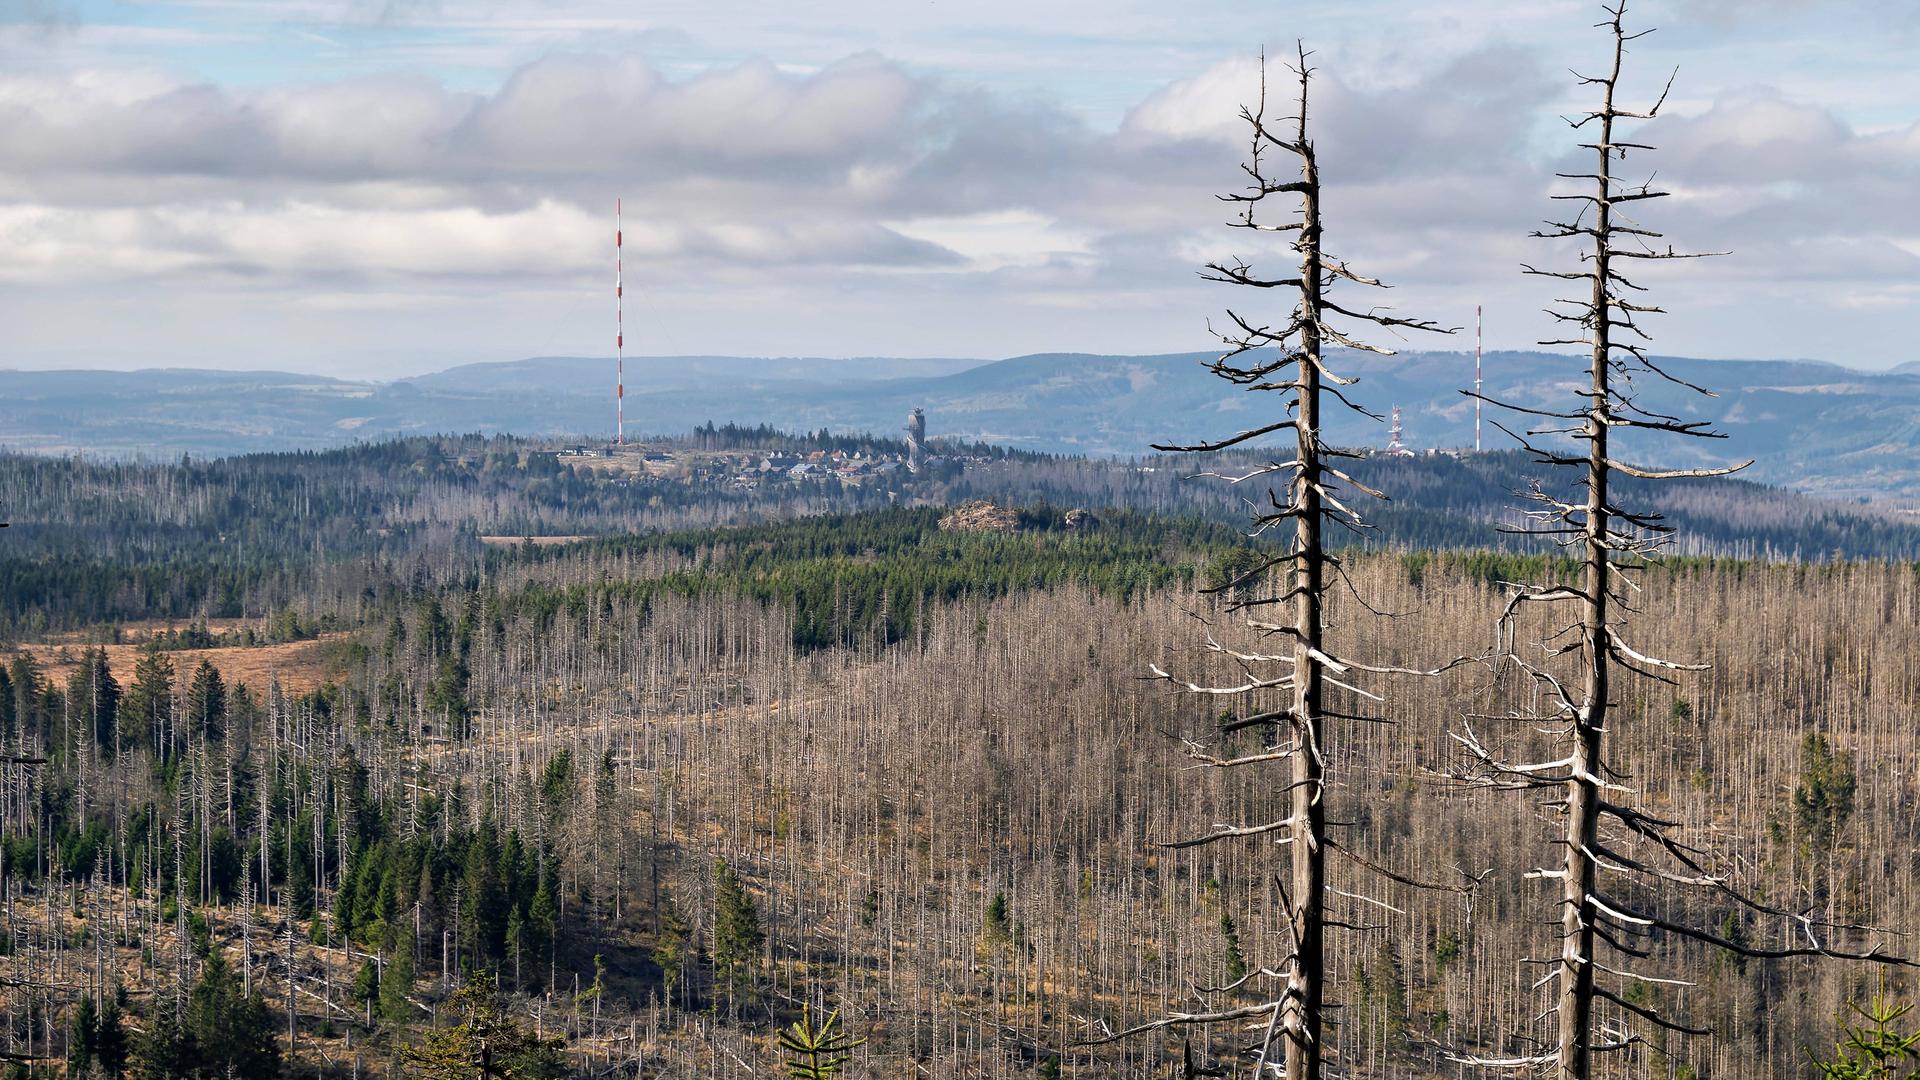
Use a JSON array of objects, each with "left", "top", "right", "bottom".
[
  {"left": 10, "top": 633, "right": 350, "bottom": 695},
  {"left": 478, "top": 534, "right": 594, "bottom": 547}
]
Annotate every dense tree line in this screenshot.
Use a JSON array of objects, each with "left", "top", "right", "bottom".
[
  {"left": 487, "top": 507, "right": 1244, "bottom": 650},
  {"left": 1, "top": 432, "right": 1910, "bottom": 639}
]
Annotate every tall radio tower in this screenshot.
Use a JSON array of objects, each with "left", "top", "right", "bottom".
[
  {"left": 615, "top": 198, "right": 625, "bottom": 447},
  {"left": 1474, "top": 303, "right": 1483, "bottom": 453}
]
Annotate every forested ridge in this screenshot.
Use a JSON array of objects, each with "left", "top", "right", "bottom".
[
  {"left": 0, "top": 434, "right": 1912, "bottom": 639},
  {"left": 484, "top": 507, "right": 1244, "bottom": 650}
]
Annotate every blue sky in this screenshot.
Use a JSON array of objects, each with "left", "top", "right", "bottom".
[{"left": 2, "top": 0, "right": 1915, "bottom": 377}]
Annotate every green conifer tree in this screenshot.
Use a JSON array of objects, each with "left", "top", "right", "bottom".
[
  {"left": 95, "top": 993, "right": 129, "bottom": 1078},
  {"left": 7, "top": 655, "right": 40, "bottom": 743},
  {"left": 529, "top": 860, "right": 559, "bottom": 983},
  {"left": 131, "top": 1001, "right": 194, "bottom": 1080},
  {"left": 1795, "top": 733, "right": 1859, "bottom": 848},
  {"left": 184, "top": 660, "right": 225, "bottom": 742},
  {"left": 1811, "top": 996, "right": 1920, "bottom": 1080},
  {"left": 1219, "top": 913, "right": 1248, "bottom": 988},
  {"left": 380, "top": 929, "right": 420, "bottom": 1025},
  {"left": 779, "top": 1003, "right": 866, "bottom": 1080},
  {"left": 352, "top": 958, "right": 379, "bottom": 1006},
  {"left": 135, "top": 950, "right": 279, "bottom": 1079},
  {"left": 119, "top": 646, "right": 174, "bottom": 757},
  {"left": 403, "top": 971, "right": 565, "bottom": 1079},
  {"left": 68, "top": 995, "right": 98, "bottom": 1076},
  {"left": 182, "top": 947, "right": 281, "bottom": 1079},
  {"left": 64, "top": 648, "right": 119, "bottom": 759},
  {"left": 461, "top": 823, "right": 508, "bottom": 968},
  {"left": 0, "top": 664, "right": 13, "bottom": 743},
  {"left": 712, "top": 858, "right": 763, "bottom": 1015}
]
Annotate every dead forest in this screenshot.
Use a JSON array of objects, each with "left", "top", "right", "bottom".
[{"left": 0, "top": 535, "right": 1916, "bottom": 1078}]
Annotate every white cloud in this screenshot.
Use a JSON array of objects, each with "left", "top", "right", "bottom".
[
  {"left": 1120, "top": 55, "right": 1259, "bottom": 143},
  {"left": 886, "top": 210, "right": 1093, "bottom": 271},
  {"left": 0, "top": 197, "right": 959, "bottom": 284},
  {"left": 1, "top": 5, "right": 1917, "bottom": 374}
]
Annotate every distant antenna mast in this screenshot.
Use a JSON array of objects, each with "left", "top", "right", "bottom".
[
  {"left": 615, "top": 198, "right": 625, "bottom": 447},
  {"left": 1474, "top": 303, "right": 1483, "bottom": 453},
  {"left": 1387, "top": 404, "right": 1409, "bottom": 454}
]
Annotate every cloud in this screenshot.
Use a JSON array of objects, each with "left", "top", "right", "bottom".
[
  {"left": 1607, "top": 93, "right": 1920, "bottom": 287},
  {"left": 2, "top": 21, "right": 1918, "bottom": 374},
  {"left": 0, "top": 54, "right": 930, "bottom": 187},
  {"left": 0, "top": 0, "right": 79, "bottom": 32},
  {"left": 0, "top": 55, "right": 979, "bottom": 287},
  {"left": 453, "top": 52, "right": 926, "bottom": 181},
  {"left": 1640, "top": 91, "right": 1856, "bottom": 184},
  {"left": 0, "top": 198, "right": 959, "bottom": 284}
]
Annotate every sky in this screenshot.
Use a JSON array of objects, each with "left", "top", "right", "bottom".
[{"left": 0, "top": 0, "right": 1915, "bottom": 379}]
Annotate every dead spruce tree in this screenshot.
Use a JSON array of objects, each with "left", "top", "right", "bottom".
[
  {"left": 1106, "top": 48, "right": 1451, "bottom": 1080},
  {"left": 1456, "top": 5, "right": 1914, "bottom": 1078}
]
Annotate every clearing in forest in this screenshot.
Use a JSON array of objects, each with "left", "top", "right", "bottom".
[{"left": 11, "top": 633, "right": 349, "bottom": 695}]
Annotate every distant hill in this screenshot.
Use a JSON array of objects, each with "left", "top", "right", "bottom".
[
  {"left": 2, "top": 434, "right": 1916, "bottom": 639},
  {"left": 4, "top": 350, "right": 1920, "bottom": 498}
]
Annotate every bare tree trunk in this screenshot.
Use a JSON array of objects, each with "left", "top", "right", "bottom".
[
  {"left": 1555, "top": 44, "right": 1621, "bottom": 1071},
  {"left": 1285, "top": 132, "right": 1326, "bottom": 1080}
]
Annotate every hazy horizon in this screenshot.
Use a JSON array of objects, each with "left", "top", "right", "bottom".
[{"left": 0, "top": 345, "right": 1882, "bottom": 382}]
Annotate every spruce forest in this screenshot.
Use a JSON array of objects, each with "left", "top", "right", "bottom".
[{"left": 4, "top": 7, "right": 1918, "bottom": 1080}]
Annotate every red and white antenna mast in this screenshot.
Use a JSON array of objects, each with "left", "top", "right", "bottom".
[
  {"left": 1474, "top": 303, "right": 1483, "bottom": 453},
  {"left": 615, "top": 197, "right": 625, "bottom": 447}
]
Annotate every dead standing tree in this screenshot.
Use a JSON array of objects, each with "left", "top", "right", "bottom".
[
  {"left": 1454, "top": 5, "right": 1913, "bottom": 1078},
  {"left": 1109, "top": 48, "right": 1451, "bottom": 1080}
]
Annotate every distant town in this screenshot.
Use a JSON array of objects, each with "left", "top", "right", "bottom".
[
  {"left": 556, "top": 442, "right": 932, "bottom": 490},
  {"left": 542, "top": 400, "right": 1478, "bottom": 497},
  {"left": 549, "top": 407, "right": 985, "bottom": 493}
]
